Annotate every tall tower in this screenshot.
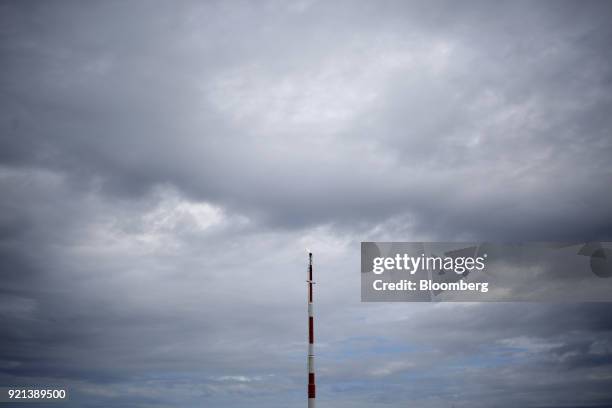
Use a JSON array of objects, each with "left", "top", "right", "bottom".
[{"left": 307, "top": 252, "right": 316, "bottom": 408}]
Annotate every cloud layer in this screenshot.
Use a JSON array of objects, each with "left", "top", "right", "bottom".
[{"left": 1, "top": 1, "right": 612, "bottom": 407}]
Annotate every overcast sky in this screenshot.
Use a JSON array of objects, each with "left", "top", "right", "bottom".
[{"left": 1, "top": 1, "right": 612, "bottom": 407}]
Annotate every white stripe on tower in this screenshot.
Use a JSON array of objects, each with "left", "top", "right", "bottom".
[{"left": 307, "top": 252, "right": 316, "bottom": 408}]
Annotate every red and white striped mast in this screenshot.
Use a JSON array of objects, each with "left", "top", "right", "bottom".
[{"left": 307, "top": 252, "right": 316, "bottom": 408}]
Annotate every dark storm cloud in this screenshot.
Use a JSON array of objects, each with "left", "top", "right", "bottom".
[
  {"left": 1, "top": 1, "right": 612, "bottom": 407},
  {"left": 2, "top": 0, "right": 612, "bottom": 237}
]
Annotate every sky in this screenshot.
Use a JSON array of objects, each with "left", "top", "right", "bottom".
[{"left": 1, "top": 1, "right": 612, "bottom": 407}]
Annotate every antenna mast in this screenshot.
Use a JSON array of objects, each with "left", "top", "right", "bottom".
[{"left": 307, "top": 252, "right": 316, "bottom": 408}]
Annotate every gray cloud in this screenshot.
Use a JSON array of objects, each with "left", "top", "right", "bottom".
[{"left": 1, "top": 1, "right": 612, "bottom": 407}]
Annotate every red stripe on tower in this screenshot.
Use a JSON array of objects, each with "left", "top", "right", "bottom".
[{"left": 309, "top": 317, "right": 314, "bottom": 343}]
